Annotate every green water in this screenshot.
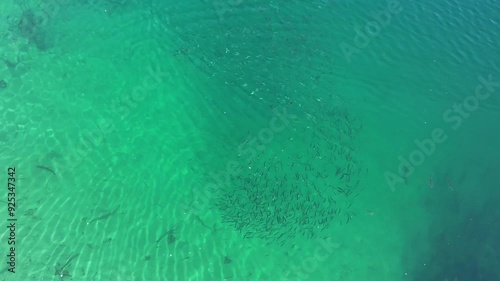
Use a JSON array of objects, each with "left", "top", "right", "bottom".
[{"left": 0, "top": 0, "right": 498, "bottom": 280}]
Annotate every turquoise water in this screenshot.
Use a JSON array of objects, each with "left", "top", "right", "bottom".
[{"left": 0, "top": 0, "right": 498, "bottom": 280}]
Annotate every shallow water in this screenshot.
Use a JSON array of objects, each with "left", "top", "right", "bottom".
[{"left": 0, "top": 0, "right": 498, "bottom": 280}]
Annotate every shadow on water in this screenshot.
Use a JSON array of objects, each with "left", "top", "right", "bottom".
[
  {"left": 16, "top": 0, "right": 51, "bottom": 51},
  {"left": 406, "top": 172, "right": 500, "bottom": 281}
]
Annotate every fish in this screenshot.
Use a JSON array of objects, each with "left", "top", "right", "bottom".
[
  {"left": 36, "top": 165, "right": 56, "bottom": 176},
  {"left": 429, "top": 175, "right": 433, "bottom": 188}
]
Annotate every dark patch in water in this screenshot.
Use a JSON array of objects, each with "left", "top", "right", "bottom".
[
  {"left": 407, "top": 195, "right": 500, "bottom": 281},
  {"left": 17, "top": 6, "right": 50, "bottom": 51}
]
